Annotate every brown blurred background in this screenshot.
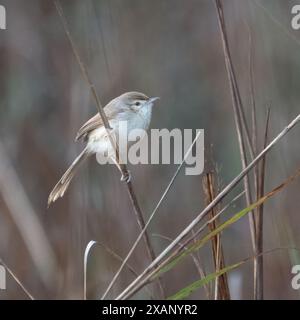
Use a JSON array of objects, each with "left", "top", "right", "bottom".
[{"left": 0, "top": 0, "right": 299, "bottom": 299}]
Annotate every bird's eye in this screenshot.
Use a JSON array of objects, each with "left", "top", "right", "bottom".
[{"left": 135, "top": 101, "right": 141, "bottom": 106}]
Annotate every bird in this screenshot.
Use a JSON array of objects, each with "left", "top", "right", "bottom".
[{"left": 48, "top": 91, "right": 159, "bottom": 207}]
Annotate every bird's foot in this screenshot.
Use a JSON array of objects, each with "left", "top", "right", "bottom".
[{"left": 121, "top": 171, "right": 131, "bottom": 183}]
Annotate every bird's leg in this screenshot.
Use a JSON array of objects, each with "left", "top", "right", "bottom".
[{"left": 110, "top": 156, "right": 131, "bottom": 183}]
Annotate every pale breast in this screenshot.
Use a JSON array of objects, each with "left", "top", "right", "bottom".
[
  {"left": 127, "top": 105, "right": 152, "bottom": 132},
  {"left": 86, "top": 106, "right": 152, "bottom": 155}
]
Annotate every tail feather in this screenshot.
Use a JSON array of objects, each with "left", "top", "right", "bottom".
[{"left": 48, "top": 148, "right": 90, "bottom": 207}]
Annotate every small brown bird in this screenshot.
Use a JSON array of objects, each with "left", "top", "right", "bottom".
[{"left": 48, "top": 91, "right": 159, "bottom": 207}]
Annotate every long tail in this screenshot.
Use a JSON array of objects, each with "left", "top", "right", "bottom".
[{"left": 48, "top": 147, "right": 90, "bottom": 207}]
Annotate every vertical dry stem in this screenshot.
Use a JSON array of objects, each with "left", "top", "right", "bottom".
[{"left": 203, "top": 172, "right": 230, "bottom": 300}]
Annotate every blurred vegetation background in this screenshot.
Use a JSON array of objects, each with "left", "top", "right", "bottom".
[{"left": 0, "top": 0, "right": 299, "bottom": 299}]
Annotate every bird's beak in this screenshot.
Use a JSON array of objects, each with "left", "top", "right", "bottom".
[{"left": 149, "top": 97, "right": 160, "bottom": 104}]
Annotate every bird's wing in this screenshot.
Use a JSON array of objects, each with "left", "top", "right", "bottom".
[{"left": 75, "top": 104, "right": 118, "bottom": 141}]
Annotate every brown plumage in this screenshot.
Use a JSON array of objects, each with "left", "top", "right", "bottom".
[{"left": 47, "top": 147, "right": 90, "bottom": 207}]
